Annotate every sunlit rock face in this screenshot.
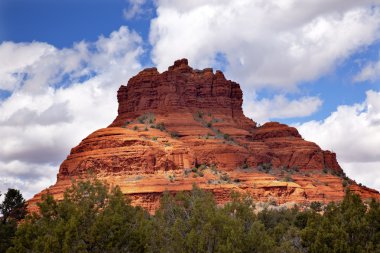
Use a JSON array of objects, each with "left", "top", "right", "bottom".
[{"left": 28, "top": 59, "right": 380, "bottom": 213}]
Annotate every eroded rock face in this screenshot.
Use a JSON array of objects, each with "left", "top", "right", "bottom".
[
  {"left": 28, "top": 59, "right": 380, "bottom": 213},
  {"left": 112, "top": 59, "right": 250, "bottom": 129}
]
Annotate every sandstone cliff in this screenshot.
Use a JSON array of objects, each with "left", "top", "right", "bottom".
[{"left": 28, "top": 59, "right": 380, "bottom": 213}]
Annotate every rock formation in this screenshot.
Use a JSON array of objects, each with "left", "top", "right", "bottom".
[{"left": 28, "top": 59, "right": 380, "bottom": 213}]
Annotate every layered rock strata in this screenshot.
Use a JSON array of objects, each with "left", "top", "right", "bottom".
[{"left": 28, "top": 59, "right": 380, "bottom": 213}]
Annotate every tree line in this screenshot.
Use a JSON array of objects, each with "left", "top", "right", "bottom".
[{"left": 1, "top": 179, "right": 379, "bottom": 253}]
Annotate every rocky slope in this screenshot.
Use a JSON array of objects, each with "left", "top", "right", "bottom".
[{"left": 28, "top": 59, "right": 380, "bottom": 213}]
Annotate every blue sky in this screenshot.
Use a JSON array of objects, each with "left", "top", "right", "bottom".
[
  {"left": 1, "top": 0, "right": 380, "bottom": 197},
  {"left": 1, "top": 0, "right": 377, "bottom": 124},
  {"left": 0, "top": 0, "right": 151, "bottom": 47}
]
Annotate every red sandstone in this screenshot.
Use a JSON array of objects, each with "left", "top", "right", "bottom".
[{"left": 28, "top": 59, "right": 380, "bottom": 213}]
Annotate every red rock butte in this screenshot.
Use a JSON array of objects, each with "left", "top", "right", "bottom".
[{"left": 29, "top": 59, "right": 380, "bottom": 212}]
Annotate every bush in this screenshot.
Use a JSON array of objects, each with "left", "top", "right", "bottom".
[
  {"left": 8, "top": 180, "right": 148, "bottom": 253},
  {"left": 0, "top": 189, "right": 27, "bottom": 252},
  {"left": 242, "top": 162, "right": 249, "bottom": 169},
  {"left": 258, "top": 163, "right": 272, "bottom": 173},
  {"left": 292, "top": 166, "right": 300, "bottom": 172},
  {"left": 137, "top": 113, "right": 155, "bottom": 124},
  {"left": 155, "top": 122, "right": 166, "bottom": 131},
  {"left": 310, "top": 201, "right": 322, "bottom": 212},
  {"left": 220, "top": 173, "right": 230, "bottom": 182},
  {"left": 138, "top": 115, "right": 147, "bottom": 123},
  {"left": 269, "top": 199, "right": 277, "bottom": 206},
  {"left": 210, "top": 164, "right": 218, "bottom": 174},
  {"left": 5, "top": 182, "right": 380, "bottom": 253},
  {"left": 199, "top": 164, "right": 207, "bottom": 170},
  {"left": 283, "top": 175, "right": 294, "bottom": 182},
  {"left": 170, "top": 131, "right": 179, "bottom": 138}
]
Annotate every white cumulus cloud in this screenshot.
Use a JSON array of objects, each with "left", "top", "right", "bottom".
[
  {"left": 354, "top": 54, "right": 380, "bottom": 82},
  {"left": 150, "top": 0, "right": 380, "bottom": 90},
  {"left": 296, "top": 90, "right": 380, "bottom": 190},
  {"left": 0, "top": 26, "right": 144, "bottom": 199},
  {"left": 244, "top": 94, "right": 322, "bottom": 123},
  {"left": 123, "top": 0, "right": 151, "bottom": 20}
]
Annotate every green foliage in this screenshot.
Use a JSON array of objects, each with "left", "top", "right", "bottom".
[
  {"left": 220, "top": 173, "right": 231, "bottom": 182},
  {"left": 5, "top": 182, "right": 380, "bottom": 253},
  {"left": 198, "top": 163, "right": 207, "bottom": 170},
  {"left": 188, "top": 166, "right": 205, "bottom": 177},
  {"left": 258, "top": 163, "right": 272, "bottom": 173},
  {"left": 241, "top": 162, "right": 249, "bottom": 169},
  {"left": 291, "top": 166, "right": 300, "bottom": 172},
  {"left": 138, "top": 113, "right": 155, "bottom": 124},
  {"left": 138, "top": 115, "right": 147, "bottom": 123},
  {"left": 184, "top": 169, "right": 191, "bottom": 176},
  {"left": 310, "top": 201, "right": 323, "bottom": 212},
  {"left": 170, "top": 131, "right": 179, "bottom": 138},
  {"left": 8, "top": 180, "right": 149, "bottom": 253},
  {"left": 324, "top": 167, "right": 344, "bottom": 176},
  {"left": 210, "top": 164, "right": 218, "bottom": 174},
  {"left": 301, "top": 190, "right": 380, "bottom": 252},
  {"left": 0, "top": 189, "right": 27, "bottom": 252},
  {"left": 282, "top": 175, "right": 294, "bottom": 182},
  {"left": 0, "top": 220, "right": 17, "bottom": 253},
  {"left": 196, "top": 111, "right": 204, "bottom": 119},
  {"left": 168, "top": 174, "right": 175, "bottom": 182},
  {"left": 150, "top": 186, "right": 274, "bottom": 253},
  {"left": 155, "top": 122, "right": 166, "bottom": 131},
  {"left": 1, "top": 189, "right": 27, "bottom": 224}
]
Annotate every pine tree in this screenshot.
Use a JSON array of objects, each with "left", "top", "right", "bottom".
[{"left": 0, "top": 188, "right": 27, "bottom": 252}]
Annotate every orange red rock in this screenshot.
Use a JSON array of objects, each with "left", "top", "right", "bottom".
[{"left": 28, "top": 59, "right": 380, "bottom": 213}]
